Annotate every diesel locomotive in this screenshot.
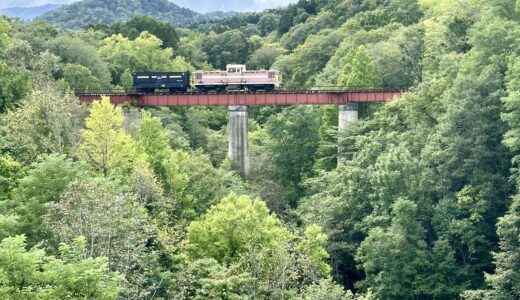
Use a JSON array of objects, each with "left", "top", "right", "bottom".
[{"left": 132, "top": 64, "right": 281, "bottom": 93}]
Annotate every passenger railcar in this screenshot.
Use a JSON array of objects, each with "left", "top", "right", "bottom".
[
  {"left": 194, "top": 64, "right": 281, "bottom": 92},
  {"left": 132, "top": 71, "right": 190, "bottom": 93}
]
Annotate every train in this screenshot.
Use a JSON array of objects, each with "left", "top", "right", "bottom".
[
  {"left": 132, "top": 71, "right": 190, "bottom": 93},
  {"left": 132, "top": 64, "right": 281, "bottom": 93}
]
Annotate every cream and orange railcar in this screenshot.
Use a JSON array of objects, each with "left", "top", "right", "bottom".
[{"left": 194, "top": 64, "right": 281, "bottom": 92}]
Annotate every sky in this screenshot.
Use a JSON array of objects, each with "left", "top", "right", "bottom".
[{"left": 0, "top": 0, "right": 296, "bottom": 12}]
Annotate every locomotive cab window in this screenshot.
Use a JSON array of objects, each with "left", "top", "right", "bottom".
[{"left": 226, "top": 64, "right": 246, "bottom": 73}]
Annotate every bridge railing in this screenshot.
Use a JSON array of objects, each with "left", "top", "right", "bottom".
[{"left": 75, "top": 86, "right": 407, "bottom": 96}]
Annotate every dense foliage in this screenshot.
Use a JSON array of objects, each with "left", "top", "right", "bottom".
[{"left": 1, "top": 0, "right": 520, "bottom": 299}]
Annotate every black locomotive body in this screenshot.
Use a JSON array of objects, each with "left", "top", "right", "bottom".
[{"left": 132, "top": 71, "right": 190, "bottom": 93}]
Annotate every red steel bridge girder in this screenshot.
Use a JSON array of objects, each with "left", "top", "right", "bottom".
[{"left": 77, "top": 91, "right": 401, "bottom": 106}]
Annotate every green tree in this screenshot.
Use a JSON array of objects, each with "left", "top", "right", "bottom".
[
  {"left": 162, "top": 150, "right": 228, "bottom": 219},
  {"left": 0, "top": 235, "right": 122, "bottom": 299},
  {"left": 259, "top": 13, "right": 281, "bottom": 35},
  {"left": 314, "top": 105, "right": 338, "bottom": 171},
  {"left": 10, "top": 20, "right": 58, "bottom": 54},
  {"left": 356, "top": 198, "right": 428, "bottom": 299},
  {"left": 186, "top": 193, "right": 287, "bottom": 265},
  {"left": 0, "top": 155, "right": 23, "bottom": 240},
  {"left": 171, "top": 258, "right": 249, "bottom": 300},
  {"left": 185, "top": 193, "right": 333, "bottom": 298},
  {"left": 0, "top": 155, "right": 22, "bottom": 202},
  {"left": 46, "top": 34, "right": 112, "bottom": 88},
  {"left": 297, "top": 224, "right": 332, "bottom": 279},
  {"left": 77, "top": 97, "right": 141, "bottom": 177},
  {"left": 0, "top": 62, "right": 31, "bottom": 112},
  {"left": 2, "top": 82, "right": 87, "bottom": 163},
  {"left": 44, "top": 179, "right": 157, "bottom": 298},
  {"left": 202, "top": 30, "right": 249, "bottom": 69},
  {"left": 120, "top": 69, "right": 133, "bottom": 90},
  {"left": 338, "top": 45, "right": 380, "bottom": 88},
  {"left": 265, "top": 106, "right": 320, "bottom": 207},
  {"left": 12, "top": 154, "right": 78, "bottom": 245},
  {"left": 0, "top": 17, "right": 10, "bottom": 52},
  {"left": 273, "top": 28, "right": 347, "bottom": 86},
  {"left": 136, "top": 110, "right": 170, "bottom": 176},
  {"left": 99, "top": 31, "right": 180, "bottom": 84},
  {"left": 109, "top": 16, "right": 179, "bottom": 49},
  {"left": 469, "top": 194, "right": 520, "bottom": 299},
  {"left": 298, "top": 278, "right": 354, "bottom": 300},
  {"left": 62, "top": 63, "right": 102, "bottom": 90},
  {"left": 247, "top": 44, "right": 285, "bottom": 70}
]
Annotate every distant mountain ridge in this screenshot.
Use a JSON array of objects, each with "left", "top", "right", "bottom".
[
  {"left": 1, "top": 4, "right": 62, "bottom": 20},
  {"left": 40, "top": 0, "right": 235, "bottom": 30}
]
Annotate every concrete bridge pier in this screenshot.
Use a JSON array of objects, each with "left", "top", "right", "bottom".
[
  {"left": 123, "top": 107, "right": 142, "bottom": 133},
  {"left": 338, "top": 103, "right": 359, "bottom": 130},
  {"left": 228, "top": 105, "right": 250, "bottom": 178},
  {"left": 338, "top": 103, "right": 359, "bottom": 164}
]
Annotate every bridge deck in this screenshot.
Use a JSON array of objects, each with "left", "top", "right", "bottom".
[{"left": 77, "top": 90, "right": 402, "bottom": 106}]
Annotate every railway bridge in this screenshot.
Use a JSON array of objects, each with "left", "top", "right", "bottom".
[{"left": 76, "top": 89, "right": 403, "bottom": 177}]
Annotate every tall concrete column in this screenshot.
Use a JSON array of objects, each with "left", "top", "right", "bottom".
[
  {"left": 338, "top": 103, "right": 359, "bottom": 164},
  {"left": 338, "top": 103, "right": 359, "bottom": 130},
  {"left": 123, "top": 107, "right": 141, "bottom": 133},
  {"left": 228, "top": 105, "right": 250, "bottom": 178}
]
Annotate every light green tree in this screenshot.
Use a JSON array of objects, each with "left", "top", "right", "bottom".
[
  {"left": 171, "top": 258, "right": 250, "bottom": 300},
  {"left": 77, "top": 96, "right": 142, "bottom": 177},
  {"left": 0, "top": 16, "right": 10, "bottom": 52},
  {"left": 0, "top": 235, "right": 122, "bottom": 299},
  {"left": 186, "top": 193, "right": 287, "bottom": 265},
  {"left": 0, "top": 155, "right": 23, "bottom": 240},
  {"left": 99, "top": 31, "right": 182, "bottom": 84},
  {"left": 185, "top": 193, "right": 333, "bottom": 298},
  {"left": 338, "top": 45, "right": 380, "bottom": 88},
  {"left": 298, "top": 278, "right": 354, "bottom": 300},
  {"left": 120, "top": 69, "right": 133, "bottom": 90},
  {"left": 136, "top": 111, "right": 170, "bottom": 177},
  {"left": 0, "top": 155, "right": 22, "bottom": 202},
  {"left": 297, "top": 224, "right": 332, "bottom": 279},
  {"left": 162, "top": 150, "right": 227, "bottom": 219}
]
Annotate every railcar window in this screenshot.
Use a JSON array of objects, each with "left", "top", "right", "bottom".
[
  {"left": 169, "top": 75, "right": 182, "bottom": 78},
  {"left": 137, "top": 76, "right": 150, "bottom": 79}
]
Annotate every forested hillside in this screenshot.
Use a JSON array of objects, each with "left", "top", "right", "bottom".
[
  {"left": 41, "top": 0, "right": 236, "bottom": 30},
  {"left": 1, "top": 0, "right": 520, "bottom": 299},
  {"left": 0, "top": 4, "right": 62, "bottom": 20}
]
